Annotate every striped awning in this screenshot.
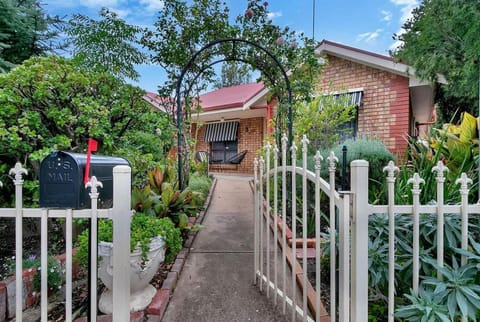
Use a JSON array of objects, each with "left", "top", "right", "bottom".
[
  {"left": 333, "top": 91, "right": 363, "bottom": 106},
  {"left": 203, "top": 121, "right": 239, "bottom": 142}
]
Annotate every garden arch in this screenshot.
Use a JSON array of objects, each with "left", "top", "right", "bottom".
[{"left": 175, "top": 38, "right": 293, "bottom": 188}]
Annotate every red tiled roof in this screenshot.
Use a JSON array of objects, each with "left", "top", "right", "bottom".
[
  {"left": 198, "top": 82, "right": 266, "bottom": 111},
  {"left": 144, "top": 82, "right": 269, "bottom": 114}
]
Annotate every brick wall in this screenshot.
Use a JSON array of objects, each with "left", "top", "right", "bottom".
[
  {"left": 317, "top": 55, "right": 410, "bottom": 157},
  {"left": 194, "top": 117, "right": 265, "bottom": 174}
]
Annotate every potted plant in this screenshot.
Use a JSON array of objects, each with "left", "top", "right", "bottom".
[{"left": 76, "top": 213, "right": 182, "bottom": 313}]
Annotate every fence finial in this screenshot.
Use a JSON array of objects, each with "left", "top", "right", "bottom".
[
  {"left": 432, "top": 161, "right": 449, "bottom": 182},
  {"left": 407, "top": 173, "right": 425, "bottom": 193},
  {"left": 456, "top": 173, "right": 472, "bottom": 194},
  {"left": 301, "top": 135, "right": 310, "bottom": 151},
  {"left": 290, "top": 141, "right": 297, "bottom": 161},
  {"left": 273, "top": 144, "right": 279, "bottom": 160},
  {"left": 281, "top": 133, "right": 288, "bottom": 153},
  {"left": 259, "top": 156, "right": 265, "bottom": 167},
  {"left": 9, "top": 162, "right": 28, "bottom": 185},
  {"left": 85, "top": 176, "right": 103, "bottom": 199},
  {"left": 327, "top": 151, "right": 339, "bottom": 172},
  {"left": 314, "top": 151, "right": 323, "bottom": 170},
  {"left": 266, "top": 141, "right": 272, "bottom": 152},
  {"left": 383, "top": 161, "right": 399, "bottom": 183},
  {"left": 259, "top": 156, "right": 265, "bottom": 178}
]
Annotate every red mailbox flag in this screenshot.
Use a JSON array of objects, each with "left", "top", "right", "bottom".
[{"left": 84, "top": 138, "right": 98, "bottom": 184}]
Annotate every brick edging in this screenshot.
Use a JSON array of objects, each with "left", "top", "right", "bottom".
[{"left": 144, "top": 177, "right": 217, "bottom": 321}]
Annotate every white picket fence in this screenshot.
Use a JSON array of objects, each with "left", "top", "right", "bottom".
[
  {"left": 253, "top": 134, "right": 480, "bottom": 322},
  {"left": 0, "top": 163, "right": 132, "bottom": 322}
]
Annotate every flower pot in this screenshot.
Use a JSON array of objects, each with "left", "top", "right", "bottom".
[{"left": 97, "top": 235, "right": 165, "bottom": 314}]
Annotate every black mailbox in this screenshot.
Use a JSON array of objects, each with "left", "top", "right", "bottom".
[{"left": 39, "top": 151, "right": 129, "bottom": 209}]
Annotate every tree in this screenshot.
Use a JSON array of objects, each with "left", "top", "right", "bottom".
[
  {"left": 0, "top": 56, "right": 173, "bottom": 201},
  {"left": 64, "top": 8, "right": 148, "bottom": 80},
  {"left": 235, "top": 0, "right": 321, "bottom": 138},
  {"left": 141, "top": 0, "right": 232, "bottom": 122},
  {"left": 142, "top": 0, "right": 321, "bottom": 128},
  {"left": 294, "top": 94, "right": 357, "bottom": 151},
  {"left": 392, "top": 0, "right": 480, "bottom": 118},
  {"left": 0, "top": 0, "right": 63, "bottom": 72},
  {"left": 141, "top": 0, "right": 322, "bottom": 187},
  {"left": 213, "top": 61, "right": 252, "bottom": 89}
]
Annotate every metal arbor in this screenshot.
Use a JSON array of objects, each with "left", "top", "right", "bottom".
[{"left": 175, "top": 38, "right": 293, "bottom": 188}]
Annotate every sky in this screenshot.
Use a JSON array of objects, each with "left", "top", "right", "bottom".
[{"left": 41, "top": 0, "right": 420, "bottom": 93}]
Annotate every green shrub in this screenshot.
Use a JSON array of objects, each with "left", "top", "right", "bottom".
[
  {"left": 188, "top": 174, "right": 213, "bottom": 197},
  {"left": 76, "top": 214, "right": 182, "bottom": 267},
  {"left": 0, "top": 55, "right": 176, "bottom": 206},
  {"left": 190, "top": 159, "right": 208, "bottom": 177},
  {"left": 393, "top": 113, "right": 479, "bottom": 205},
  {"left": 305, "top": 137, "right": 395, "bottom": 203}
]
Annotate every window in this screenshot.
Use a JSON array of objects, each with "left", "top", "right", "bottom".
[
  {"left": 332, "top": 90, "right": 362, "bottom": 140},
  {"left": 210, "top": 140, "right": 238, "bottom": 163},
  {"left": 203, "top": 121, "right": 239, "bottom": 164}
]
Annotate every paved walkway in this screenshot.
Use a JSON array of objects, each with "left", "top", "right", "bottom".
[{"left": 162, "top": 176, "right": 288, "bottom": 322}]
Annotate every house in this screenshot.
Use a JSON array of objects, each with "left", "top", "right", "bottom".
[
  {"left": 144, "top": 84, "right": 273, "bottom": 175},
  {"left": 191, "top": 82, "right": 274, "bottom": 174},
  {"left": 145, "top": 40, "right": 446, "bottom": 174},
  {"left": 314, "top": 39, "right": 447, "bottom": 157}
]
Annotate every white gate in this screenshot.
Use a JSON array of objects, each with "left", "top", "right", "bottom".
[
  {"left": 253, "top": 134, "right": 350, "bottom": 322},
  {"left": 0, "top": 163, "right": 132, "bottom": 321},
  {"left": 254, "top": 134, "right": 480, "bottom": 322}
]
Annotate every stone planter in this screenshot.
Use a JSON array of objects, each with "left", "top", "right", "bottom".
[{"left": 97, "top": 236, "right": 165, "bottom": 314}]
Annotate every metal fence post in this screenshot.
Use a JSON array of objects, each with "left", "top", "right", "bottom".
[
  {"left": 350, "top": 160, "right": 369, "bottom": 322},
  {"left": 10, "top": 163, "right": 27, "bottom": 321},
  {"left": 342, "top": 145, "right": 348, "bottom": 190},
  {"left": 112, "top": 165, "right": 132, "bottom": 321},
  {"left": 253, "top": 158, "right": 259, "bottom": 285},
  {"left": 86, "top": 176, "right": 103, "bottom": 321},
  {"left": 327, "top": 151, "right": 338, "bottom": 321}
]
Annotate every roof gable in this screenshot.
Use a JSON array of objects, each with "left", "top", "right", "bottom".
[{"left": 315, "top": 40, "right": 446, "bottom": 85}]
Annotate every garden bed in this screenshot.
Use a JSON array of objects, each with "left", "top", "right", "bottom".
[{"left": 0, "top": 176, "right": 217, "bottom": 321}]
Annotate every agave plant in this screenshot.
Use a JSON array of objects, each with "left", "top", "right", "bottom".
[
  {"left": 420, "top": 257, "right": 480, "bottom": 320},
  {"left": 395, "top": 286, "right": 450, "bottom": 322}
]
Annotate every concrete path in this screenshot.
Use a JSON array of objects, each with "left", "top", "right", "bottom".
[{"left": 162, "top": 176, "right": 288, "bottom": 322}]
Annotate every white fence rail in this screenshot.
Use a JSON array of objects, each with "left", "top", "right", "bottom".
[
  {"left": 254, "top": 134, "right": 480, "bottom": 322},
  {"left": 0, "top": 163, "right": 132, "bottom": 322}
]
